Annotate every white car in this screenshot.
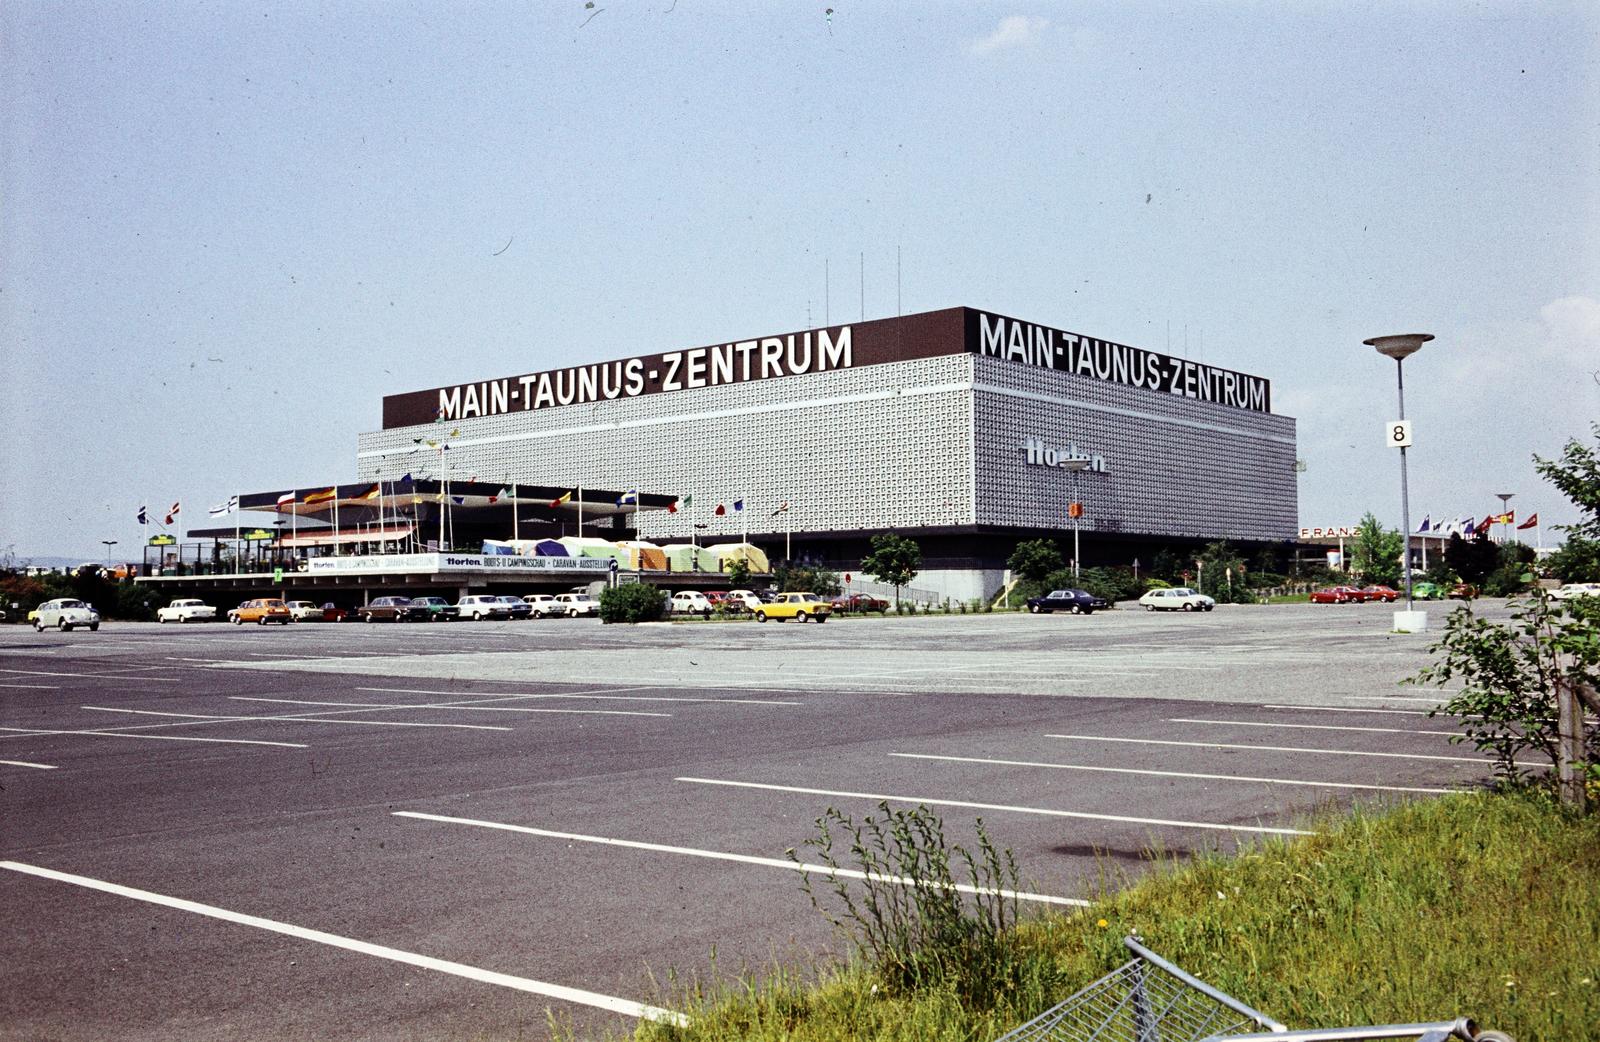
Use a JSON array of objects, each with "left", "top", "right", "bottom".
[
  {"left": 724, "top": 590, "right": 763, "bottom": 614},
  {"left": 1137, "top": 587, "right": 1216, "bottom": 612},
  {"left": 457, "top": 595, "right": 510, "bottom": 621},
  {"left": 669, "top": 591, "right": 714, "bottom": 617},
  {"left": 522, "top": 594, "right": 563, "bottom": 618},
  {"left": 285, "top": 600, "right": 323, "bottom": 622},
  {"left": 555, "top": 593, "right": 599, "bottom": 617},
  {"left": 157, "top": 599, "right": 217, "bottom": 624},
  {"left": 34, "top": 598, "right": 101, "bottom": 632},
  {"left": 1550, "top": 582, "right": 1600, "bottom": 602}
]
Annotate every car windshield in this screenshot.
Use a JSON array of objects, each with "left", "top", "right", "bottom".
[{"left": 58, "top": 600, "right": 85, "bottom": 609}]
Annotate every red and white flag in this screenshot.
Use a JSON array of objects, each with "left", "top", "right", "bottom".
[
  {"left": 1517, "top": 513, "right": 1538, "bottom": 530},
  {"left": 164, "top": 501, "right": 181, "bottom": 525}
]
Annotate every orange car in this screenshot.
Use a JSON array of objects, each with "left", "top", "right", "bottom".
[{"left": 228, "top": 598, "right": 292, "bottom": 625}]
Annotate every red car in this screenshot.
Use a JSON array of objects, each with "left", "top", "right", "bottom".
[
  {"left": 830, "top": 592, "right": 890, "bottom": 613},
  {"left": 1361, "top": 586, "right": 1399, "bottom": 603},
  {"left": 704, "top": 591, "right": 729, "bottom": 608},
  {"left": 1309, "top": 586, "right": 1363, "bottom": 604}
]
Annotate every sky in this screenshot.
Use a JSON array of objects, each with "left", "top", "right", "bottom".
[{"left": 3, "top": 1, "right": 1597, "bottom": 561}]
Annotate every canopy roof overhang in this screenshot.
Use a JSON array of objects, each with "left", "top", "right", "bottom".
[{"left": 228, "top": 481, "right": 675, "bottom": 521}]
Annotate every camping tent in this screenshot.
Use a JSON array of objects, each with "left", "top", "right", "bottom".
[
  {"left": 703, "top": 542, "right": 771, "bottom": 574},
  {"left": 616, "top": 540, "right": 668, "bottom": 571},
  {"left": 659, "top": 543, "right": 705, "bottom": 572},
  {"left": 530, "top": 539, "right": 569, "bottom": 557},
  {"left": 557, "top": 536, "right": 629, "bottom": 564}
]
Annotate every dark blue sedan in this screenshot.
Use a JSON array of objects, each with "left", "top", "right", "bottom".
[{"left": 1025, "top": 589, "right": 1110, "bottom": 615}]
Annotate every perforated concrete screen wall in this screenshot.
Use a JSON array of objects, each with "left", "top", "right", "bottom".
[
  {"left": 357, "top": 353, "right": 978, "bottom": 542},
  {"left": 972, "top": 356, "right": 1297, "bottom": 540}
]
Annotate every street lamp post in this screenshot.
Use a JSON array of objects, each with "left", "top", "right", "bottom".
[
  {"left": 1063, "top": 458, "right": 1090, "bottom": 578},
  {"left": 1365, "top": 333, "right": 1433, "bottom": 632},
  {"left": 100, "top": 540, "right": 118, "bottom": 568}
]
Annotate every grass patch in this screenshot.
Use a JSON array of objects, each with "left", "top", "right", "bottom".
[
  {"left": 627, "top": 792, "right": 1599, "bottom": 1042},
  {"left": 1264, "top": 592, "right": 1311, "bottom": 604}
]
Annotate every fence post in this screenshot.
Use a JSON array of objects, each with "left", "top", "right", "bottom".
[{"left": 1556, "top": 678, "right": 1588, "bottom": 814}]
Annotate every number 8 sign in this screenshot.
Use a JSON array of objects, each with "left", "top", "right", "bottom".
[{"left": 1386, "top": 420, "right": 1413, "bottom": 448}]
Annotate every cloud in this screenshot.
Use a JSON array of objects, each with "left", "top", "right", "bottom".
[{"left": 970, "top": 15, "right": 1048, "bottom": 56}]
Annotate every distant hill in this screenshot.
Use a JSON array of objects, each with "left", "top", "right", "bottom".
[{"left": 7, "top": 554, "right": 107, "bottom": 572}]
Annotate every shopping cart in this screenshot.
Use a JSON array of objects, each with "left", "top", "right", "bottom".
[{"left": 993, "top": 937, "right": 1513, "bottom": 1042}]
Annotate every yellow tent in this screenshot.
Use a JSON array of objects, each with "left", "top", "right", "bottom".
[{"left": 704, "top": 542, "right": 770, "bottom": 574}]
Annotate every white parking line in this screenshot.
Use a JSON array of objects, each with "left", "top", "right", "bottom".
[
  {"left": 674, "top": 777, "right": 1310, "bottom": 836},
  {"left": 0, "top": 668, "right": 181, "bottom": 681},
  {"left": 0, "top": 726, "right": 308, "bottom": 749},
  {"left": 0, "top": 861, "right": 685, "bottom": 1025},
  {"left": 890, "top": 752, "right": 1454, "bottom": 794},
  {"left": 1262, "top": 705, "right": 1435, "bottom": 717},
  {"left": 356, "top": 686, "right": 802, "bottom": 707},
  {"left": 1, "top": 758, "right": 57, "bottom": 770},
  {"left": 1044, "top": 733, "right": 1485, "bottom": 764},
  {"left": 0, "top": 683, "right": 60, "bottom": 690},
  {"left": 232, "top": 696, "right": 669, "bottom": 719},
  {"left": 1171, "top": 718, "right": 1461, "bottom": 738},
  {"left": 1339, "top": 695, "right": 1447, "bottom": 704},
  {"left": 393, "top": 811, "right": 1087, "bottom": 907},
  {"left": 80, "top": 706, "right": 512, "bottom": 732}
]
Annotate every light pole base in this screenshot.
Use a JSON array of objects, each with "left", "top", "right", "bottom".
[{"left": 1393, "top": 609, "right": 1428, "bottom": 633}]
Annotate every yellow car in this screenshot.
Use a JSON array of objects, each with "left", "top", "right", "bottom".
[{"left": 753, "top": 592, "right": 832, "bottom": 623}]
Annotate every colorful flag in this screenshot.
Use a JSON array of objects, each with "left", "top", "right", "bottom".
[
  {"left": 1500, "top": 510, "right": 1515, "bottom": 525},
  {"left": 354, "top": 483, "right": 381, "bottom": 502},
  {"left": 451, "top": 496, "right": 466, "bottom": 506},
  {"left": 772, "top": 501, "right": 790, "bottom": 517},
  {"left": 1476, "top": 516, "right": 1495, "bottom": 536},
  {"left": 733, "top": 499, "right": 744, "bottom": 512},
  {"left": 714, "top": 503, "right": 727, "bottom": 516},
  {"left": 667, "top": 501, "right": 678, "bottom": 514},
  {"left": 551, "top": 491, "right": 573, "bottom": 508},
  {"left": 1415, "top": 515, "right": 1430, "bottom": 533},
  {"left": 208, "top": 495, "right": 240, "bottom": 517},
  {"left": 617, "top": 489, "right": 638, "bottom": 507},
  {"left": 669, "top": 493, "right": 692, "bottom": 514},
  {"left": 164, "top": 501, "right": 181, "bottom": 525},
  {"left": 1518, "top": 513, "right": 1538, "bottom": 530},
  {"left": 137, "top": 505, "right": 149, "bottom": 525},
  {"left": 303, "top": 487, "right": 336, "bottom": 506},
  {"left": 489, "top": 488, "right": 508, "bottom": 505},
  {"left": 277, "top": 492, "right": 296, "bottom": 509}
]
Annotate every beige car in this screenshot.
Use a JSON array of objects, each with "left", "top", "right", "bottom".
[{"left": 229, "top": 599, "right": 292, "bottom": 625}]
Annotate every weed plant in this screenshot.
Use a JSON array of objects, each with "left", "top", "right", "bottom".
[{"left": 787, "top": 803, "right": 1022, "bottom": 1008}]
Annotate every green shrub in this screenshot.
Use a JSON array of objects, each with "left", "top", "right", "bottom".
[
  {"left": 599, "top": 583, "right": 668, "bottom": 623},
  {"left": 789, "top": 802, "right": 1021, "bottom": 1008}
]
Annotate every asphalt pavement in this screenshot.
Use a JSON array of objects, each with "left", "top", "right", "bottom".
[{"left": 0, "top": 602, "right": 1495, "bottom": 1041}]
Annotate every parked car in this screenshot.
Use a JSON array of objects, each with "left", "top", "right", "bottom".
[
  {"left": 1411, "top": 582, "right": 1444, "bottom": 601},
  {"left": 1309, "top": 586, "right": 1363, "bottom": 604},
  {"left": 1025, "top": 588, "right": 1110, "bottom": 615},
  {"left": 670, "top": 591, "right": 714, "bottom": 618},
  {"left": 1360, "top": 586, "right": 1400, "bottom": 603},
  {"left": 703, "top": 591, "right": 729, "bottom": 609},
  {"left": 33, "top": 598, "right": 101, "bottom": 632},
  {"left": 496, "top": 595, "right": 533, "bottom": 620},
  {"left": 1448, "top": 583, "right": 1479, "bottom": 600},
  {"left": 723, "top": 590, "right": 763, "bottom": 614},
  {"left": 284, "top": 600, "right": 323, "bottom": 622},
  {"left": 319, "top": 602, "right": 353, "bottom": 622},
  {"left": 361, "top": 596, "right": 424, "bottom": 623},
  {"left": 830, "top": 592, "right": 890, "bottom": 613},
  {"left": 555, "top": 593, "right": 599, "bottom": 617},
  {"left": 157, "top": 598, "right": 216, "bottom": 623},
  {"left": 457, "top": 595, "right": 511, "bottom": 620},
  {"left": 753, "top": 592, "right": 832, "bottom": 623},
  {"left": 229, "top": 599, "right": 291, "bottom": 625},
  {"left": 1550, "top": 582, "right": 1600, "bottom": 602},
  {"left": 521, "top": 594, "right": 563, "bottom": 618},
  {"left": 409, "top": 596, "right": 460, "bottom": 621},
  {"left": 1137, "top": 587, "right": 1215, "bottom": 612}
]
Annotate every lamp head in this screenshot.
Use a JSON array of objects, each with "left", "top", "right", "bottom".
[{"left": 1364, "top": 333, "right": 1434, "bottom": 361}]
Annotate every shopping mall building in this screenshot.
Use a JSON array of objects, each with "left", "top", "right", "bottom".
[{"left": 348, "top": 306, "right": 1297, "bottom": 601}]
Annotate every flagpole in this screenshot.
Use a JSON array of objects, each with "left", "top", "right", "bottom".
[
  {"left": 742, "top": 494, "right": 748, "bottom": 547},
  {"left": 578, "top": 486, "right": 584, "bottom": 538},
  {"left": 510, "top": 475, "right": 519, "bottom": 545},
  {"left": 334, "top": 488, "right": 341, "bottom": 558}
]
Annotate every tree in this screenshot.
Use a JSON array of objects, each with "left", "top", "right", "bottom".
[
  {"left": 1535, "top": 423, "right": 1600, "bottom": 582},
  {"left": 1006, "top": 539, "right": 1062, "bottom": 584},
  {"left": 1445, "top": 532, "right": 1500, "bottom": 587},
  {"left": 861, "top": 533, "right": 921, "bottom": 607},
  {"left": 726, "top": 557, "right": 752, "bottom": 589},
  {"left": 1195, "top": 541, "right": 1255, "bottom": 604},
  {"left": 1349, "top": 512, "right": 1403, "bottom": 587}
]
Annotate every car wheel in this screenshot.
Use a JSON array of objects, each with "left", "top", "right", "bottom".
[
  {"left": 1082, "top": 609, "right": 1095, "bottom": 615},
  {"left": 1069, "top": 604, "right": 1082, "bottom": 614},
  {"left": 1144, "top": 604, "right": 1155, "bottom": 612},
  {"left": 795, "top": 610, "right": 809, "bottom": 623},
  {"left": 34, "top": 619, "right": 44, "bottom": 632},
  {"left": 472, "top": 612, "right": 483, "bottom": 621},
  {"left": 258, "top": 616, "right": 269, "bottom": 625},
  {"left": 1204, "top": 605, "right": 1214, "bottom": 611},
  {"left": 59, "top": 618, "right": 71, "bottom": 631},
  {"left": 90, "top": 623, "right": 99, "bottom": 631},
  {"left": 159, "top": 616, "right": 168, "bottom": 624},
  {"left": 756, "top": 611, "right": 768, "bottom": 623},
  {"left": 232, "top": 616, "right": 243, "bottom": 625},
  {"left": 1182, "top": 602, "right": 1195, "bottom": 612},
  {"left": 817, "top": 615, "right": 828, "bottom": 623}
]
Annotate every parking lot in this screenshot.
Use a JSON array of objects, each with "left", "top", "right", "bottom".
[{"left": 0, "top": 604, "right": 1495, "bottom": 1041}]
